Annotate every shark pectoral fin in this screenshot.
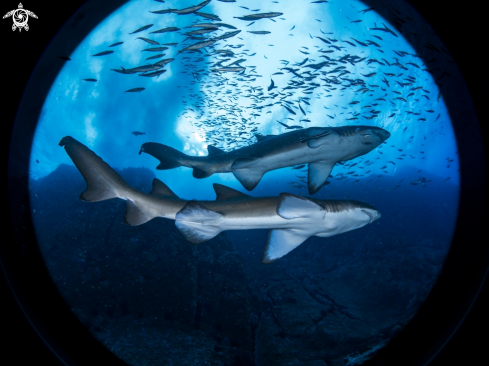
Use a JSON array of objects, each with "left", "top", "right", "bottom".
[
  {"left": 150, "top": 178, "right": 179, "bottom": 198},
  {"left": 277, "top": 193, "right": 324, "bottom": 219},
  {"left": 302, "top": 128, "right": 334, "bottom": 148},
  {"left": 231, "top": 158, "right": 265, "bottom": 191},
  {"left": 175, "top": 201, "right": 223, "bottom": 244},
  {"left": 207, "top": 145, "right": 225, "bottom": 156},
  {"left": 307, "top": 132, "right": 332, "bottom": 148},
  {"left": 213, "top": 183, "right": 251, "bottom": 200},
  {"left": 262, "top": 229, "right": 309, "bottom": 264},
  {"left": 308, "top": 161, "right": 335, "bottom": 195},
  {"left": 124, "top": 200, "right": 156, "bottom": 226}
]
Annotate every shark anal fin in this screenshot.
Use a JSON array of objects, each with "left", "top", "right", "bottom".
[
  {"left": 124, "top": 200, "right": 155, "bottom": 226},
  {"left": 213, "top": 183, "right": 250, "bottom": 200},
  {"left": 308, "top": 161, "right": 335, "bottom": 195},
  {"left": 175, "top": 201, "right": 223, "bottom": 243},
  {"left": 80, "top": 182, "right": 116, "bottom": 202},
  {"left": 192, "top": 166, "right": 213, "bottom": 179},
  {"left": 231, "top": 158, "right": 265, "bottom": 191},
  {"left": 262, "top": 229, "right": 309, "bottom": 264},
  {"left": 277, "top": 193, "right": 324, "bottom": 219},
  {"left": 207, "top": 145, "right": 225, "bottom": 156},
  {"left": 150, "top": 178, "right": 179, "bottom": 199}
]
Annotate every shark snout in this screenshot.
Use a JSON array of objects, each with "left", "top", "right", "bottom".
[{"left": 372, "top": 128, "right": 390, "bottom": 143}]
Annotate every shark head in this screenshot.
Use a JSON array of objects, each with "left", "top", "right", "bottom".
[
  {"left": 304, "top": 125, "right": 389, "bottom": 149},
  {"left": 360, "top": 207, "right": 382, "bottom": 224},
  {"left": 333, "top": 125, "right": 390, "bottom": 160},
  {"left": 313, "top": 199, "right": 382, "bottom": 237},
  {"left": 276, "top": 194, "right": 381, "bottom": 233},
  {"left": 335, "top": 125, "right": 390, "bottom": 146},
  {"left": 263, "top": 194, "right": 381, "bottom": 263},
  {"left": 302, "top": 126, "right": 390, "bottom": 171}
]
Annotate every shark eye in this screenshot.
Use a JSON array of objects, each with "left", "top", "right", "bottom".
[{"left": 356, "top": 127, "right": 360, "bottom": 131}]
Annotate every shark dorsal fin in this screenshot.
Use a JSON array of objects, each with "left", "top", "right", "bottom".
[
  {"left": 277, "top": 193, "right": 324, "bottom": 219},
  {"left": 207, "top": 145, "right": 225, "bottom": 156},
  {"left": 150, "top": 178, "right": 179, "bottom": 198},
  {"left": 262, "top": 229, "right": 309, "bottom": 263},
  {"left": 213, "top": 183, "right": 250, "bottom": 200},
  {"left": 254, "top": 134, "right": 273, "bottom": 142}
]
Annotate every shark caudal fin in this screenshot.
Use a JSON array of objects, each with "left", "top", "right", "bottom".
[
  {"left": 140, "top": 142, "right": 218, "bottom": 179},
  {"left": 191, "top": 144, "right": 223, "bottom": 178},
  {"left": 175, "top": 201, "right": 223, "bottom": 243},
  {"left": 231, "top": 158, "right": 266, "bottom": 191},
  {"left": 139, "top": 142, "right": 186, "bottom": 170},
  {"left": 59, "top": 136, "right": 161, "bottom": 226},
  {"left": 59, "top": 136, "right": 130, "bottom": 202},
  {"left": 262, "top": 193, "right": 325, "bottom": 264}
]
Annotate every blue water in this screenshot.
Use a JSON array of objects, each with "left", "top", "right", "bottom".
[{"left": 25, "top": 0, "right": 468, "bottom": 364}]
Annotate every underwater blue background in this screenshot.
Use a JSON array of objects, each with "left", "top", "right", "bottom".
[{"left": 29, "top": 0, "right": 459, "bottom": 199}]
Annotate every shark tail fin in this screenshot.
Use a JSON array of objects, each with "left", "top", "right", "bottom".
[
  {"left": 139, "top": 142, "right": 187, "bottom": 170},
  {"left": 59, "top": 136, "right": 159, "bottom": 226},
  {"left": 139, "top": 142, "right": 215, "bottom": 179},
  {"left": 59, "top": 136, "right": 130, "bottom": 202},
  {"left": 175, "top": 201, "right": 223, "bottom": 243}
]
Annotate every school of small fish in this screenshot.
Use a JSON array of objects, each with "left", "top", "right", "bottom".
[{"left": 74, "top": 0, "right": 456, "bottom": 193}]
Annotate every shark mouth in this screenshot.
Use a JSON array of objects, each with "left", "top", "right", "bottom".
[
  {"left": 372, "top": 129, "right": 390, "bottom": 142},
  {"left": 362, "top": 209, "right": 375, "bottom": 224}
]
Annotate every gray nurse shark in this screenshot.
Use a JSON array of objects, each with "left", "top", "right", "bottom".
[
  {"left": 139, "top": 125, "right": 390, "bottom": 195},
  {"left": 59, "top": 136, "right": 381, "bottom": 263}
]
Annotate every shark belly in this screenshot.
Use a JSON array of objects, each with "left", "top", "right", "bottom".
[
  {"left": 205, "top": 197, "right": 287, "bottom": 231},
  {"left": 219, "top": 212, "right": 288, "bottom": 231}
]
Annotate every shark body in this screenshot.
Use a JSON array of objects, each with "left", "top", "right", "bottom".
[
  {"left": 139, "top": 125, "right": 390, "bottom": 194},
  {"left": 60, "top": 136, "right": 381, "bottom": 263}
]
